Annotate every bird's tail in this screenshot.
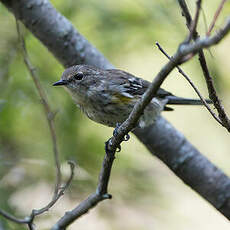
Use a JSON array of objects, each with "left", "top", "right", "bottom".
[{"left": 166, "top": 96, "right": 212, "bottom": 105}]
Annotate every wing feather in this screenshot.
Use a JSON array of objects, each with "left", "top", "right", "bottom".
[{"left": 106, "top": 69, "right": 174, "bottom": 98}]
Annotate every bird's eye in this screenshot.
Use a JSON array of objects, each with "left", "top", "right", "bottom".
[{"left": 73, "top": 72, "right": 84, "bottom": 80}]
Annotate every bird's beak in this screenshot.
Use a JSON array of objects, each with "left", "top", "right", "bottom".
[{"left": 52, "top": 80, "right": 67, "bottom": 86}]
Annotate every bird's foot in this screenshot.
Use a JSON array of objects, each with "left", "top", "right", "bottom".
[{"left": 105, "top": 123, "right": 131, "bottom": 155}]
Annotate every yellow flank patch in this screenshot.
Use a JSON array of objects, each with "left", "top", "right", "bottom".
[{"left": 112, "top": 93, "right": 133, "bottom": 104}]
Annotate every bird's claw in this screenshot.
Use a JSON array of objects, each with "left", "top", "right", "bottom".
[
  {"left": 123, "top": 134, "right": 130, "bottom": 141},
  {"left": 106, "top": 123, "right": 130, "bottom": 154}
]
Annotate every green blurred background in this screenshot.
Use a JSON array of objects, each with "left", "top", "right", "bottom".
[{"left": 0, "top": 0, "right": 230, "bottom": 229}]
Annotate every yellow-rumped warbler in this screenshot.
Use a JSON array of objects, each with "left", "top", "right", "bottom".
[{"left": 53, "top": 65, "right": 211, "bottom": 128}]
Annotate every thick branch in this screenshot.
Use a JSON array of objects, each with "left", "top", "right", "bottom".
[
  {"left": 1, "top": 0, "right": 112, "bottom": 69},
  {"left": 1, "top": 0, "right": 230, "bottom": 223},
  {"left": 133, "top": 117, "right": 230, "bottom": 217}
]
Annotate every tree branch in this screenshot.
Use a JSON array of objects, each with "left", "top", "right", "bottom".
[
  {"left": 54, "top": 18, "right": 230, "bottom": 228},
  {"left": 1, "top": 0, "right": 113, "bottom": 69},
  {"left": 178, "top": 0, "right": 230, "bottom": 131},
  {"left": 0, "top": 209, "right": 29, "bottom": 225},
  {"left": 16, "top": 18, "right": 62, "bottom": 200},
  {"left": 185, "top": 0, "right": 201, "bottom": 43},
  {"left": 106, "top": 17, "right": 230, "bottom": 154},
  {"left": 155, "top": 42, "right": 222, "bottom": 125},
  {"left": 207, "top": 0, "right": 227, "bottom": 36},
  {"left": 0, "top": 20, "right": 76, "bottom": 226},
  {"left": 0, "top": 161, "right": 75, "bottom": 229},
  {"left": 52, "top": 155, "right": 114, "bottom": 229},
  {"left": 133, "top": 117, "right": 230, "bottom": 218}
]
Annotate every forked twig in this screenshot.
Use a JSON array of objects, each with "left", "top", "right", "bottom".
[
  {"left": 178, "top": 0, "right": 230, "bottom": 131},
  {"left": 0, "top": 161, "right": 75, "bottom": 229},
  {"left": 180, "top": 0, "right": 202, "bottom": 63},
  {"left": 186, "top": 0, "right": 202, "bottom": 43},
  {"left": 16, "top": 19, "right": 62, "bottom": 197},
  {"left": 156, "top": 42, "right": 222, "bottom": 125},
  {"left": 0, "top": 19, "right": 75, "bottom": 230}
]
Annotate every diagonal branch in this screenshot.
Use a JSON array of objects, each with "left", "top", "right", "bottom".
[
  {"left": 155, "top": 42, "right": 222, "bottom": 125},
  {"left": 0, "top": 161, "right": 75, "bottom": 229},
  {"left": 107, "top": 18, "right": 230, "bottom": 153},
  {"left": 16, "top": 19, "right": 62, "bottom": 200},
  {"left": 0, "top": 20, "right": 76, "bottom": 230},
  {"left": 52, "top": 156, "right": 114, "bottom": 229},
  {"left": 178, "top": 0, "right": 230, "bottom": 131},
  {"left": 1, "top": 0, "right": 113, "bottom": 69},
  {"left": 185, "top": 0, "right": 202, "bottom": 43},
  {"left": 53, "top": 19, "right": 230, "bottom": 229}
]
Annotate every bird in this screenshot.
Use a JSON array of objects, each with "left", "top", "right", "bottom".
[{"left": 53, "top": 65, "right": 211, "bottom": 128}]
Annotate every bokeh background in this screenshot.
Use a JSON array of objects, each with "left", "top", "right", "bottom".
[{"left": 0, "top": 0, "right": 230, "bottom": 229}]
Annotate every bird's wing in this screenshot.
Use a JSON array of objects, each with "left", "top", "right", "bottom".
[
  {"left": 105, "top": 69, "right": 210, "bottom": 107},
  {"left": 106, "top": 69, "right": 173, "bottom": 98}
]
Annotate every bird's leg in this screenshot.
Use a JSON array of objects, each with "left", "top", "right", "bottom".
[{"left": 104, "top": 123, "right": 131, "bottom": 155}]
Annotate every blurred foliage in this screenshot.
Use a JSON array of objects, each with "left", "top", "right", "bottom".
[{"left": 0, "top": 0, "right": 230, "bottom": 229}]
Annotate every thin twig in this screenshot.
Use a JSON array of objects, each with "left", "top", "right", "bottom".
[
  {"left": 201, "top": 7, "right": 214, "bottom": 58},
  {"left": 0, "top": 19, "right": 75, "bottom": 229},
  {"left": 0, "top": 161, "right": 75, "bottom": 228},
  {"left": 0, "top": 209, "right": 29, "bottom": 224},
  {"left": 178, "top": 0, "right": 230, "bottom": 132},
  {"left": 186, "top": 0, "right": 202, "bottom": 43},
  {"left": 15, "top": 19, "right": 62, "bottom": 197},
  {"left": 180, "top": 0, "right": 202, "bottom": 63},
  {"left": 115, "top": 18, "right": 230, "bottom": 138},
  {"left": 179, "top": 1, "right": 202, "bottom": 64},
  {"left": 30, "top": 161, "right": 75, "bottom": 217},
  {"left": 201, "top": 7, "right": 209, "bottom": 34},
  {"left": 52, "top": 153, "right": 114, "bottom": 230},
  {"left": 155, "top": 42, "right": 222, "bottom": 125},
  {"left": 207, "top": 0, "right": 227, "bottom": 36}
]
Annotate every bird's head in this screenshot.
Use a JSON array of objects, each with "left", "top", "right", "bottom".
[{"left": 53, "top": 65, "right": 102, "bottom": 105}]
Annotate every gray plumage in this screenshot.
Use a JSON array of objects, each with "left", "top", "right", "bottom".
[{"left": 53, "top": 65, "right": 212, "bottom": 128}]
